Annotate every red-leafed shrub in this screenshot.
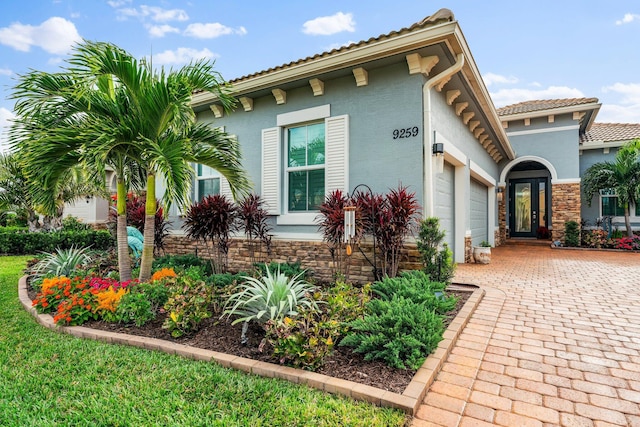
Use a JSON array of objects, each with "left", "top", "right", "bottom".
[
  {"left": 238, "top": 194, "right": 272, "bottom": 265},
  {"left": 183, "top": 194, "right": 239, "bottom": 273}
]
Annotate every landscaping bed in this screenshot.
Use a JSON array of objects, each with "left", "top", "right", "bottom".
[{"left": 30, "top": 284, "right": 470, "bottom": 394}]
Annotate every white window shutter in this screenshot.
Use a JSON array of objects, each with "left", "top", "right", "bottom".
[
  {"left": 262, "top": 127, "right": 281, "bottom": 215},
  {"left": 325, "top": 114, "right": 349, "bottom": 194},
  {"left": 220, "top": 176, "right": 233, "bottom": 200}
]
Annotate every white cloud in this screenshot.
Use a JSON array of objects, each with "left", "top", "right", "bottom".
[
  {"left": 490, "top": 85, "right": 585, "bottom": 108},
  {"left": 597, "top": 104, "right": 640, "bottom": 123},
  {"left": 303, "top": 12, "right": 355, "bottom": 36},
  {"left": 0, "top": 17, "right": 81, "bottom": 54},
  {"left": 602, "top": 82, "right": 640, "bottom": 104},
  {"left": 153, "top": 47, "right": 217, "bottom": 65},
  {"left": 117, "top": 5, "right": 188, "bottom": 22},
  {"left": 107, "top": 0, "right": 131, "bottom": 7},
  {"left": 148, "top": 24, "right": 180, "bottom": 38},
  {"left": 0, "top": 68, "right": 12, "bottom": 76},
  {"left": 599, "top": 83, "right": 640, "bottom": 123},
  {"left": 0, "top": 107, "right": 15, "bottom": 154},
  {"left": 482, "top": 72, "right": 519, "bottom": 87},
  {"left": 615, "top": 13, "right": 640, "bottom": 25},
  {"left": 184, "top": 23, "right": 247, "bottom": 39}
]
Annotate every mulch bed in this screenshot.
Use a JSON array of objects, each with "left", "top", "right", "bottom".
[{"left": 31, "top": 286, "right": 470, "bottom": 394}]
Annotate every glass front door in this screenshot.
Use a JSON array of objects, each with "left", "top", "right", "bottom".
[{"left": 509, "top": 178, "right": 547, "bottom": 238}]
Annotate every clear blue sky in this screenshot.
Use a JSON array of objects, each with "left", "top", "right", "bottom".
[{"left": 2, "top": 0, "right": 640, "bottom": 152}]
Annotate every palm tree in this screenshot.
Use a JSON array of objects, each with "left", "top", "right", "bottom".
[
  {"left": 12, "top": 41, "right": 251, "bottom": 282},
  {"left": 583, "top": 139, "right": 640, "bottom": 237},
  {"left": 10, "top": 66, "right": 146, "bottom": 281},
  {"left": 66, "top": 41, "right": 251, "bottom": 281}
]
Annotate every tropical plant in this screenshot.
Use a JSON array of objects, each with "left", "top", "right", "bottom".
[
  {"left": 0, "top": 153, "right": 39, "bottom": 231},
  {"left": 183, "top": 194, "right": 239, "bottom": 273},
  {"left": 238, "top": 194, "right": 272, "bottom": 264},
  {"left": 416, "top": 217, "right": 456, "bottom": 283},
  {"left": 30, "top": 246, "right": 93, "bottom": 283},
  {"left": 10, "top": 40, "right": 251, "bottom": 283},
  {"left": 582, "top": 139, "right": 640, "bottom": 237},
  {"left": 162, "top": 276, "right": 213, "bottom": 337},
  {"left": 223, "top": 266, "right": 319, "bottom": 344},
  {"left": 265, "top": 309, "right": 341, "bottom": 370},
  {"left": 317, "top": 189, "right": 352, "bottom": 277}
]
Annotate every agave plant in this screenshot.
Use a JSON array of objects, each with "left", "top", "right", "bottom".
[
  {"left": 30, "top": 245, "right": 93, "bottom": 283},
  {"left": 223, "top": 265, "right": 319, "bottom": 344}
]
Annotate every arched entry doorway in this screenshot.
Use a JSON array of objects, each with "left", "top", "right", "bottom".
[{"left": 500, "top": 156, "right": 557, "bottom": 240}]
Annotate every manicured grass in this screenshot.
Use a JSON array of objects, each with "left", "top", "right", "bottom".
[{"left": 0, "top": 256, "right": 408, "bottom": 426}]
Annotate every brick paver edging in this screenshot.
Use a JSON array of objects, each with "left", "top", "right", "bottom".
[{"left": 18, "top": 275, "right": 484, "bottom": 415}]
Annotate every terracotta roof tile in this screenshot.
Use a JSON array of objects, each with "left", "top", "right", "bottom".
[
  {"left": 580, "top": 123, "right": 640, "bottom": 143},
  {"left": 496, "top": 98, "right": 599, "bottom": 116},
  {"left": 226, "top": 8, "right": 455, "bottom": 84}
]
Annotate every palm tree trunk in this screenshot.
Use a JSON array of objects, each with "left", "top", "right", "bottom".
[
  {"left": 116, "top": 179, "right": 132, "bottom": 281},
  {"left": 139, "top": 174, "right": 156, "bottom": 282},
  {"left": 624, "top": 206, "right": 633, "bottom": 237}
]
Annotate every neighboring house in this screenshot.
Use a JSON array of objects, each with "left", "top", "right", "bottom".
[{"left": 68, "top": 8, "right": 640, "bottom": 272}]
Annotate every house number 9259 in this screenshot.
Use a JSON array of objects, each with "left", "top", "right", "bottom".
[{"left": 392, "top": 126, "right": 419, "bottom": 139}]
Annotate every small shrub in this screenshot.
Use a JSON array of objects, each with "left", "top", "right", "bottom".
[
  {"left": 615, "top": 235, "right": 640, "bottom": 250},
  {"left": 564, "top": 221, "right": 580, "bottom": 247},
  {"left": 162, "top": 276, "right": 213, "bottom": 338},
  {"left": 115, "top": 291, "right": 155, "bottom": 326},
  {"left": 339, "top": 296, "right": 444, "bottom": 370},
  {"left": 372, "top": 271, "right": 457, "bottom": 315},
  {"left": 581, "top": 229, "right": 611, "bottom": 248},
  {"left": 416, "top": 217, "right": 456, "bottom": 283},
  {"left": 265, "top": 310, "right": 341, "bottom": 370},
  {"left": 536, "top": 226, "right": 551, "bottom": 239},
  {"left": 62, "top": 216, "right": 91, "bottom": 232},
  {"left": 134, "top": 281, "right": 170, "bottom": 313}
]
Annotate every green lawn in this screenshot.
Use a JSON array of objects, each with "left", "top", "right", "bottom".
[{"left": 0, "top": 256, "right": 407, "bottom": 427}]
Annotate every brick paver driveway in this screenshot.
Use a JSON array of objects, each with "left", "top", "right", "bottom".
[{"left": 412, "top": 245, "right": 640, "bottom": 427}]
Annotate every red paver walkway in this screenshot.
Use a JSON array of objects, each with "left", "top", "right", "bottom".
[{"left": 412, "top": 245, "right": 640, "bottom": 427}]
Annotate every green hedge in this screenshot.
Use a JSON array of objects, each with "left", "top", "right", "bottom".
[{"left": 0, "top": 229, "right": 115, "bottom": 255}]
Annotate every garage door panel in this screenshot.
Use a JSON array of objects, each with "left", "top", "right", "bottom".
[
  {"left": 470, "top": 178, "right": 488, "bottom": 246},
  {"left": 434, "top": 162, "right": 454, "bottom": 251}
]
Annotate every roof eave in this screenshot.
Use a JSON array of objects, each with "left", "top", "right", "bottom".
[
  {"left": 452, "top": 26, "right": 515, "bottom": 160},
  {"left": 192, "top": 21, "right": 459, "bottom": 109},
  {"left": 498, "top": 102, "right": 602, "bottom": 123}
]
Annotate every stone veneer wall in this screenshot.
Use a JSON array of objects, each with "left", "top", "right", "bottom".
[
  {"left": 464, "top": 236, "right": 473, "bottom": 263},
  {"left": 551, "top": 182, "right": 581, "bottom": 243},
  {"left": 498, "top": 197, "right": 507, "bottom": 244},
  {"left": 163, "top": 235, "right": 423, "bottom": 283}
]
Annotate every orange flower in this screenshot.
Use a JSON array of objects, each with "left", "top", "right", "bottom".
[{"left": 151, "top": 268, "right": 177, "bottom": 282}]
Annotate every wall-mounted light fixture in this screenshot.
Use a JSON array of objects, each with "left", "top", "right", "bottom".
[
  {"left": 496, "top": 187, "right": 504, "bottom": 202},
  {"left": 432, "top": 142, "right": 444, "bottom": 174}
]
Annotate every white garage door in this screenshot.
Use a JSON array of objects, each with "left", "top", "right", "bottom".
[
  {"left": 470, "top": 178, "right": 488, "bottom": 246},
  {"left": 434, "top": 162, "right": 455, "bottom": 251}
]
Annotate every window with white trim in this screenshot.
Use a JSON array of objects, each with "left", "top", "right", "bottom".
[
  {"left": 286, "top": 122, "right": 325, "bottom": 212},
  {"left": 196, "top": 164, "right": 220, "bottom": 202},
  {"left": 261, "top": 105, "right": 349, "bottom": 223}
]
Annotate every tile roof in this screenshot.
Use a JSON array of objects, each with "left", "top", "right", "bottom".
[
  {"left": 226, "top": 8, "right": 455, "bottom": 84},
  {"left": 580, "top": 123, "right": 640, "bottom": 143},
  {"left": 496, "top": 98, "right": 599, "bottom": 116}
]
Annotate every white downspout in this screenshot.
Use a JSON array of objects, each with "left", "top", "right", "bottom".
[{"left": 423, "top": 53, "right": 465, "bottom": 218}]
